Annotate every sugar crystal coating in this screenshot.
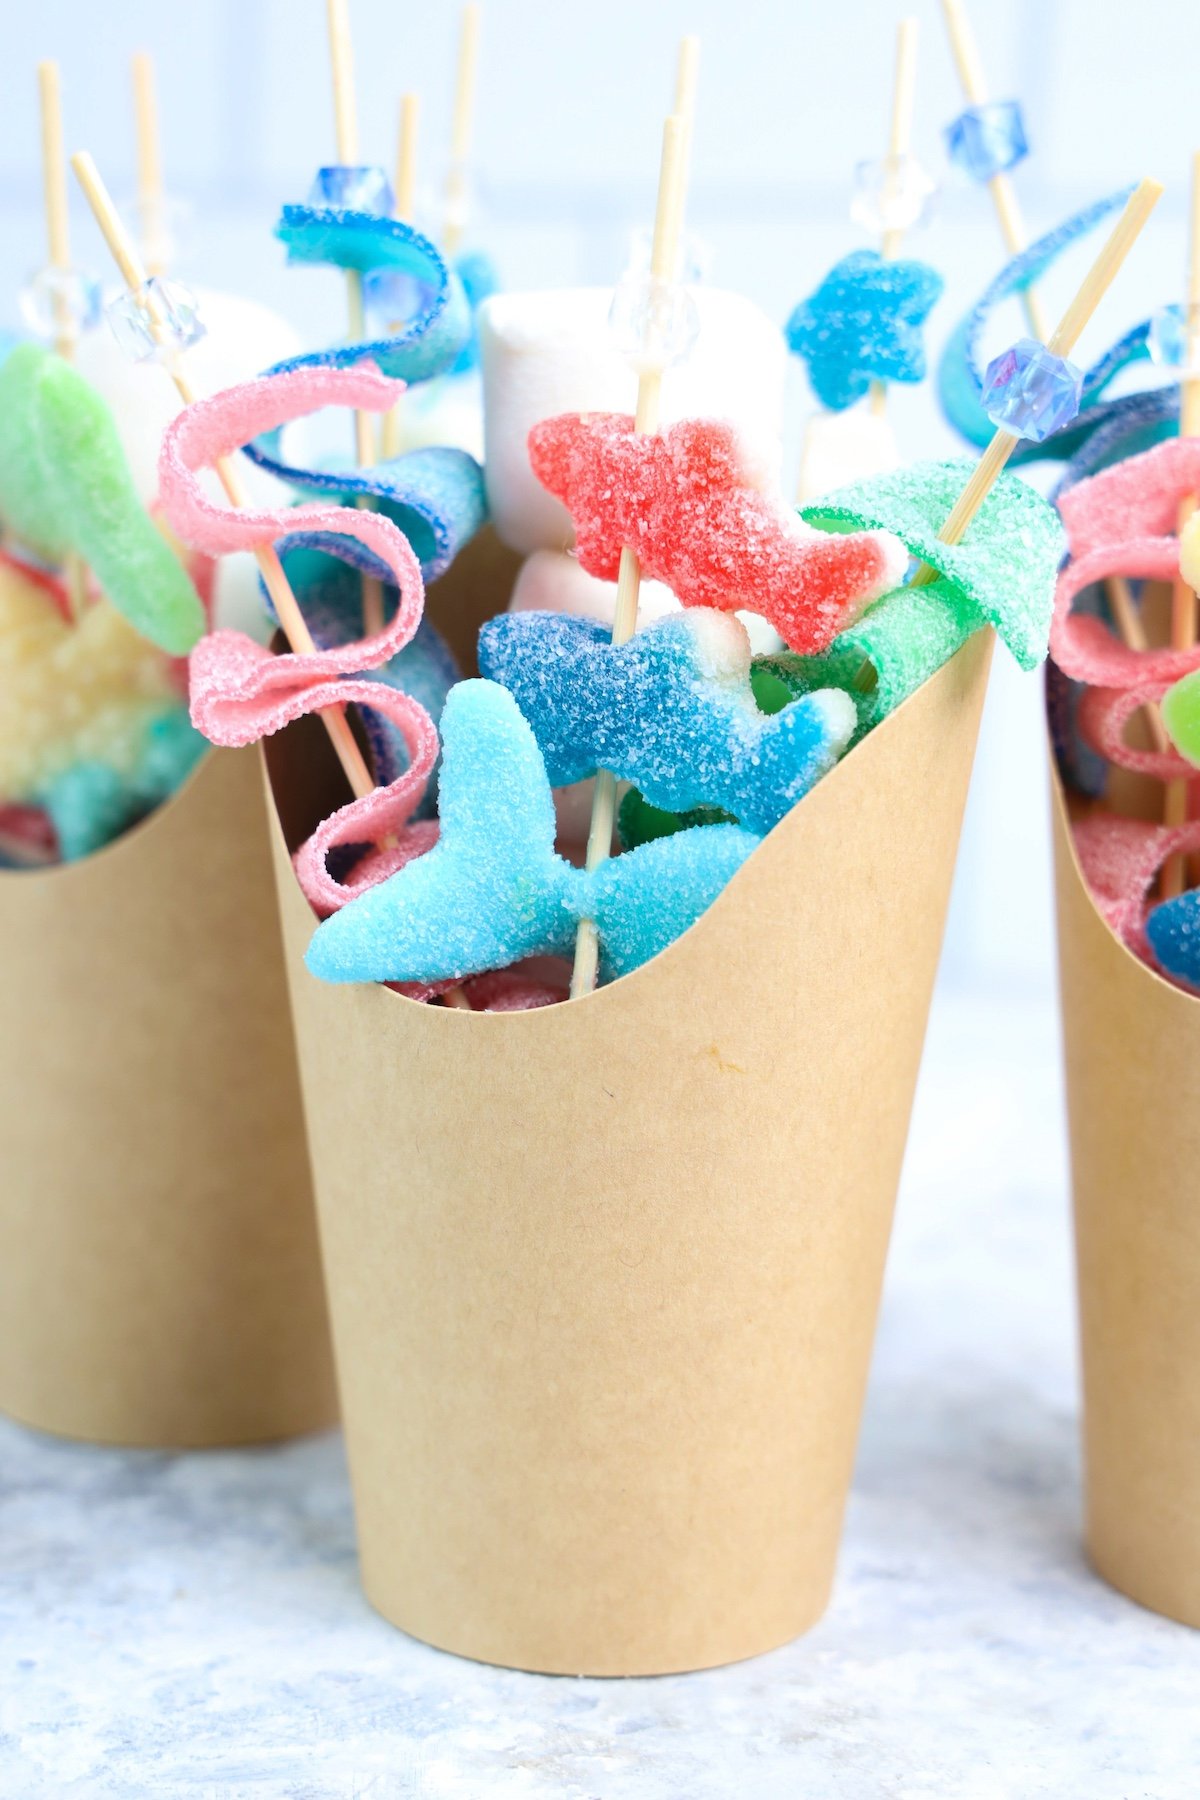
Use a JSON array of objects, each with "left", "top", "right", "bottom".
[
  {"left": 785, "top": 250, "right": 943, "bottom": 411},
  {"left": 1147, "top": 891, "right": 1200, "bottom": 989},
  {"left": 305, "top": 680, "right": 760, "bottom": 987},
  {"left": 479, "top": 607, "right": 854, "bottom": 836},
  {"left": 528, "top": 412, "right": 907, "bottom": 655}
]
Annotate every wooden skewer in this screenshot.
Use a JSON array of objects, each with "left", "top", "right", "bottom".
[
  {"left": 444, "top": 2, "right": 481, "bottom": 259},
  {"left": 869, "top": 16, "right": 919, "bottom": 417},
  {"left": 37, "top": 61, "right": 89, "bottom": 624},
  {"left": 910, "top": 179, "right": 1163, "bottom": 586},
  {"left": 570, "top": 104, "right": 692, "bottom": 1001},
  {"left": 71, "top": 151, "right": 376, "bottom": 804},
  {"left": 379, "top": 91, "right": 421, "bottom": 463},
  {"left": 939, "top": 0, "right": 1048, "bottom": 343},
  {"left": 325, "top": 0, "right": 386, "bottom": 636},
  {"left": 132, "top": 52, "right": 167, "bottom": 278},
  {"left": 1161, "top": 152, "right": 1200, "bottom": 897}
]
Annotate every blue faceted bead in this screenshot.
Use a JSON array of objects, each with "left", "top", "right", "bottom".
[
  {"left": 981, "top": 337, "right": 1082, "bottom": 442},
  {"left": 945, "top": 100, "right": 1028, "bottom": 183},
  {"left": 307, "top": 163, "right": 395, "bottom": 216}
]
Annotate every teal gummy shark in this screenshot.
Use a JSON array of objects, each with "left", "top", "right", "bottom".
[
  {"left": 305, "top": 679, "right": 761, "bottom": 988},
  {"left": 478, "top": 608, "right": 856, "bottom": 837}
]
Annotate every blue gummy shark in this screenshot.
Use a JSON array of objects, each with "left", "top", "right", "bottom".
[
  {"left": 305, "top": 679, "right": 761, "bottom": 988},
  {"left": 786, "top": 249, "right": 943, "bottom": 412},
  {"left": 478, "top": 609, "right": 856, "bottom": 838}
]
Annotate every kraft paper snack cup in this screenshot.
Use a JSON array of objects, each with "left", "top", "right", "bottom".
[
  {"left": 0, "top": 745, "right": 336, "bottom": 1448},
  {"left": 264, "top": 532, "right": 993, "bottom": 1674},
  {"left": 1052, "top": 772, "right": 1200, "bottom": 1628}
]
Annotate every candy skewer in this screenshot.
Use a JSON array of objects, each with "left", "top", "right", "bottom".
[
  {"left": 910, "top": 179, "right": 1163, "bottom": 586},
  {"left": 324, "top": 0, "right": 388, "bottom": 636},
  {"left": 570, "top": 110, "right": 690, "bottom": 1000},
  {"left": 379, "top": 93, "right": 420, "bottom": 464},
  {"left": 1161, "top": 153, "right": 1200, "bottom": 897},
  {"left": 939, "top": 0, "right": 1047, "bottom": 342},
  {"left": 71, "top": 152, "right": 377, "bottom": 803},
  {"left": 37, "top": 61, "right": 89, "bottom": 623},
  {"left": 869, "top": 16, "right": 919, "bottom": 417},
  {"left": 132, "top": 52, "right": 167, "bottom": 278},
  {"left": 444, "top": 2, "right": 481, "bottom": 259}
]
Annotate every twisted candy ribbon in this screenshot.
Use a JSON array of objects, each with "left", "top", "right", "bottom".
[
  {"left": 939, "top": 188, "right": 1175, "bottom": 465},
  {"left": 158, "top": 361, "right": 440, "bottom": 917},
  {"left": 241, "top": 207, "right": 485, "bottom": 582},
  {"left": 1050, "top": 438, "right": 1200, "bottom": 783},
  {"left": 1073, "top": 811, "right": 1200, "bottom": 960}
]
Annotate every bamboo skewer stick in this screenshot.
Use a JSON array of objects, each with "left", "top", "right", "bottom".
[
  {"left": 71, "top": 152, "right": 376, "bottom": 804},
  {"left": 444, "top": 2, "right": 481, "bottom": 259},
  {"left": 909, "top": 179, "right": 1163, "bottom": 588},
  {"left": 570, "top": 106, "right": 691, "bottom": 1000},
  {"left": 869, "top": 16, "right": 919, "bottom": 417},
  {"left": 939, "top": 0, "right": 1048, "bottom": 343},
  {"left": 132, "top": 52, "right": 167, "bottom": 278},
  {"left": 379, "top": 93, "right": 420, "bottom": 464},
  {"left": 37, "top": 61, "right": 89, "bottom": 624},
  {"left": 1161, "top": 153, "right": 1200, "bottom": 897},
  {"left": 324, "top": 0, "right": 388, "bottom": 637}
]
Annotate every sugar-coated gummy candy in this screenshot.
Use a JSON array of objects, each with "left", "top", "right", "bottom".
[
  {"left": 40, "top": 707, "right": 205, "bottom": 861},
  {"left": 755, "top": 576, "right": 985, "bottom": 738},
  {"left": 785, "top": 250, "right": 943, "bottom": 412},
  {"left": 480, "top": 287, "right": 789, "bottom": 557},
  {"left": 0, "top": 344, "right": 205, "bottom": 655},
  {"left": 478, "top": 608, "right": 855, "bottom": 836},
  {"left": 1073, "top": 810, "right": 1200, "bottom": 959},
  {"left": 802, "top": 458, "right": 1065, "bottom": 671},
  {"left": 158, "top": 361, "right": 444, "bottom": 916},
  {"left": 0, "top": 557, "right": 186, "bottom": 814},
  {"left": 1146, "top": 890, "right": 1200, "bottom": 989},
  {"left": 528, "top": 413, "right": 908, "bottom": 655},
  {"left": 305, "top": 679, "right": 760, "bottom": 988}
]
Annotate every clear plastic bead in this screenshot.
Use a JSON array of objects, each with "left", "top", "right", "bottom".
[
  {"left": 849, "top": 153, "right": 938, "bottom": 236},
  {"left": 105, "top": 276, "right": 206, "bottom": 365},
  {"left": 1147, "top": 302, "right": 1200, "bottom": 379},
  {"left": 628, "top": 224, "right": 712, "bottom": 286},
  {"left": 19, "top": 265, "right": 103, "bottom": 344},
  {"left": 608, "top": 272, "right": 701, "bottom": 374},
  {"left": 981, "top": 337, "right": 1082, "bottom": 442},
  {"left": 945, "top": 100, "right": 1029, "bottom": 183},
  {"left": 307, "top": 163, "right": 395, "bottom": 216}
]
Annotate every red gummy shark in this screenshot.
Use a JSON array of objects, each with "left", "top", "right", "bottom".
[{"left": 527, "top": 412, "right": 907, "bottom": 654}]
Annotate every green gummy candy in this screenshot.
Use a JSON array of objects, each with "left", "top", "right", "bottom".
[
  {"left": 617, "top": 787, "right": 735, "bottom": 850},
  {"left": 0, "top": 344, "right": 204, "bottom": 656},
  {"left": 755, "top": 577, "right": 985, "bottom": 738},
  {"left": 1163, "top": 668, "right": 1200, "bottom": 767},
  {"left": 802, "top": 458, "right": 1064, "bottom": 672}
]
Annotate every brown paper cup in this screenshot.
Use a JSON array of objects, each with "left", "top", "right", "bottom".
[
  {"left": 0, "top": 746, "right": 337, "bottom": 1448},
  {"left": 263, "top": 595, "right": 993, "bottom": 1676},
  {"left": 1052, "top": 774, "right": 1200, "bottom": 1627}
]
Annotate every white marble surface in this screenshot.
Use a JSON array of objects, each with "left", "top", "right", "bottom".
[{"left": 3, "top": 987, "right": 1199, "bottom": 1799}]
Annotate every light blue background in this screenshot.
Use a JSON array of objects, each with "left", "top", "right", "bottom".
[{"left": 1, "top": 0, "right": 1191, "bottom": 995}]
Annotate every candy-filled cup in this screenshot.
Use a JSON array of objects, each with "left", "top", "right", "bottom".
[
  {"left": 1051, "top": 769, "right": 1200, "bottom": 1628},
  {"left": 0, "top": 746, "right": 337, "bottom": 1448},
  {"left": 264, "top": 533, "right": 993, "bottom": 1676}
]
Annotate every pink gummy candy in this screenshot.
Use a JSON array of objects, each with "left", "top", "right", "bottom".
[
  {"left": 527, "top": 413, "right": 907, "bottom": 654},
  {"left": 158, "top": 362, "right": 440, "bottom": 915},
  {"left": 1073, "top": 810, "right": 1200, "bottom": 958}
]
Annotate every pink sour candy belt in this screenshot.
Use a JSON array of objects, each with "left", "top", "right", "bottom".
[
  {"left": 157, "top": 362, "right": 440, "bottom": 916},
  {"left": 1073, "top": 809, "right": 1200, "bottom": 958},
  {"left": 527, "top": 413, "right": 906, "bottom": 654},
  {"left": 1051, "top": 439, "right": 1200, "bottom": 780}
]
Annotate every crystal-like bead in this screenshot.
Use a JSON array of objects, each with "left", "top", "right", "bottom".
[
  {"left": 981, "top": 337, "right": 1082, "bottom": 442},
  {"left": 945, "top": 100, "right": 1029, "bottom": 183},
  {"left": 105, "top": 277, "right": 206, "bottom": 365},
  {"left": 19, "top": 265, "right": 103, "bottom": 344},
  {"left": 608, "top": 272, "right": 700, "bottom": 374},
  {"left": 1147, "top": 302, "right": 1200, "bottom": 378},
  {"left": 307, "top": 164, "right": 395, "bottom": 216},
  {"left": 849, "top": 152, "right": 938, "bottom": 236}
]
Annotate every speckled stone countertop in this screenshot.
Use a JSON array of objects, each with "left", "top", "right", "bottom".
[{"left": 3, "top": 989, "right": 1198, "bottom": 1799}]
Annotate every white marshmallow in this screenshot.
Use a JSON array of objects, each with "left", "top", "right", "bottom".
[
  {"left": 795, "top": 407, "right": 900, "bottom": 504},
  {"left": 388, "top": 370, "right": 485, "bottom": 462},
  {"left": 480, "top": 287, "right": 787, "bottom": 557}
]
